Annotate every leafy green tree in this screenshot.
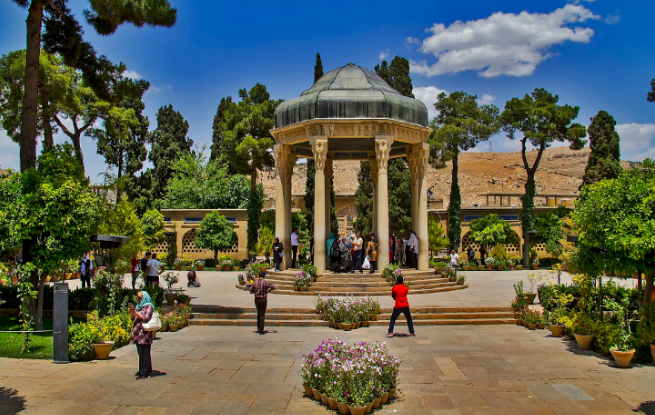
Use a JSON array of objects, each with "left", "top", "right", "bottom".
[
  {"left": 430, "top": 92, "right": 499, "bottom": 250},
  {"left": 374, "top": 56, "right": 414, "bottom": 97},
  {"left": 500, "top": 88, "right": 586, "bottom": 265},
  {"left": 149, "top": 104, "right": 194, "bottom": 202},
  {"left": 304, "top": 161, "right": 316, "bottom": 231},
  {"left": 210, "top": 96, "right": 235, "bottom": 173},
  {"left": 388, "top": 158, "right": 413, "bottom": 237},
  {"left": 533, "top": 206, "right": 572, "bottom": 260},
  {"left": 314, "top": 53, "right": 324, "bottom": 83},
  {"left": 428, "top": 217, "right": 449, "bottom": 257},
  {"left": 247, "top": 184, "right": 265, "bottom": 257},
  {"left": 581, "top": 110, "right": 622, "bottom": 187},
  {"left": 195, "top": 212, "right": 237, "bottom": 262},
  {"left": 0, "top": 171, "right": 22, "bottom": 256},
  {"left": 10, "top": 0, "right": 176, "bottom": 174},
  {"left": 648, "top": 79, "right": 655, "bottom": 102},
  {"left": 354, "top": 161, "right": 373, "bottom": 237},
  {"left": 469, "top": 214, "right": 518, "bottom": 254},
  {"left": 98, "top": 198, "right": 144, "bottom": 261},
  {"left": 141, "top": 209, "right": 165, "bottom": 251},
  {"left": 572, "top": 160, "right": 655, "bottom": 305},
  {"left": 161, "top": 150, "right": 251, "bottom": 210}
]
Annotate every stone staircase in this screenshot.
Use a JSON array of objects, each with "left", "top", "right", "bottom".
[
  {"left": 190, "top": 306, "right": 516, "bottom": 327},
  {"left": 234, "top": 269, "right": 468, "bottom": 296}
]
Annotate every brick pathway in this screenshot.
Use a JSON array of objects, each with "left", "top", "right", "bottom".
[{"left": 0, "top": 324, "right": 653, "bottom": 414}]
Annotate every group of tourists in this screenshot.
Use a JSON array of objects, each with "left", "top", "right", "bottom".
[{"left": 389, "top": 230, "right": 419, "bottom": 270}]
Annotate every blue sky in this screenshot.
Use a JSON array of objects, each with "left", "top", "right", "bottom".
[{"left": 1, "top": 0, "right": 654, "bottom": 182}]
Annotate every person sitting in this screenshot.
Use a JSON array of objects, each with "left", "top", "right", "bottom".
[{"left": 187, "top": 270, "right": 201, "bottom": 287}]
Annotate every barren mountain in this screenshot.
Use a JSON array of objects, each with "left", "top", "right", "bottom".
[{"left": 259, "top": 147, "right": 628, "bottom": 208}]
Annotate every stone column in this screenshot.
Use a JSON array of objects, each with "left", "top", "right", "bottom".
[
  {"left": 369, "top": 159, "right": 378, "bottom": 236},
  {"left": 274, "top": 144, "right": 295, "bottom": 270},
  {"left": 325, "top": 159, "right": 333, "bottom": 240},
  {"left": 311, "top": 136, "right": 328, "bottom": 272},
  {"left": 375, "top": 135, "right": 393, "bottom": 271},
  {"left": 408, "top": 152, "right": 419, "bottom": 233},
  {"left": 411, "top": 143, "right": 430, "bottom": 271}
]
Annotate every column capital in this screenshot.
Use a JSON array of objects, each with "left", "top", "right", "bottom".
[
  {"left": 274, "top": 144, "right": 296, "bottom": 179},
  {"left": 374, "top": 135, "right": 394, "bottom": 171},
  {"left": 310, "top": 136, "right": 328, "bottom": 171},
  {"left": 408, "top": 142, "right": 429, "bottom": 178}
]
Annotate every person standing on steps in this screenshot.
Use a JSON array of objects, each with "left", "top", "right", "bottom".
[
  {"left": 250, "top": 270, "right": 277, "bottom": 334},
  {"left": 450, "top": 249, "right": 460, "bottom": 274},
  {"left": 407, "top": 230, "right": 419, "bottom": 270},
  {"left": 290, "top": 229, "right": 299, "bottom": 268},
  {"left": 350, "top": 232, "right": 364, "bottom": 274},
  {"left": 387, "top": 275, "right": 415, "bottom": 338},
  {"left": 367, "top": 233, "right": 378, "bottom": 274},
  {"left": 272, "top": 237, "right": 284, "bottom": 272}
]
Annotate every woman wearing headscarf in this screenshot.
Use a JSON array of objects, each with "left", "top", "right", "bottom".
[
  {"left": 129, "top": 291, "right": 155, "bottom": 380},
  {"left": 326, "top": 232, "right": 335, "bottom": 270},
  {"left": 272, "top": 237, "right": 284, "bottom": 272},
  {"left": 339, "top": 237, "right": 352, "bottom": 272},
  {"left": 330, "top": 235, "right": 341, "bottom": 273}
]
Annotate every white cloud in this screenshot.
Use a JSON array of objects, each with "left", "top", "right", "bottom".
[
  {"left": 605, "top": 13, "right": 620, "bottom": 25},
  {"left": 569, "top": 0, "right": 595, "bottom": 3},
  {"left": 406, "top": 37, "right": 421, "bottom": 45},
  {"left": 379, "top": 49, "right": 390, "bottom": 60},
  {"left": 146, "top": 84, "right": 173, "bottom": 94},
  {"left": 616, "top": 123, "right": 655, "bottom": 161},
  {"left": 123, "top": 70, "right": 142, "bottom": 80},
  {"left": 410, "top": 5, "right": 599, "bottom": 78},
  {"left": 477, "top": 94, "right": 496, "bottom": 105},
  {"left": 413, "top": 86, "right": 449, "bottom": 120}
]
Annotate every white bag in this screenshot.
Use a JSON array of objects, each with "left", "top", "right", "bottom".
[
  {"left": 143, "top": 312, "right": 162, "bottom": 332},
  {"left": 134, "top": 262, "right": 140, "bottom": 272},
  {"left": 362, "top": 256, "right": 371, "bottom": 270}
]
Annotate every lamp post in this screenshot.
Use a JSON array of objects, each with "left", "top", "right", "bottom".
[{"left": 524, "top": 230, "right": 538, "bottom": 268}]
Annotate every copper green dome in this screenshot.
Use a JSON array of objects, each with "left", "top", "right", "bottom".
[{"left": 274, "top": 63, "right": 428, "bottom": 129}]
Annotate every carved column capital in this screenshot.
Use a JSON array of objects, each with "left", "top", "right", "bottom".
[
  {"left": 374, "top": 135, "right": 394, "bottom": 171},
  {"left": 274, "top": 144, "right": 296, "bottom": 180},
  {"left": 409, "top": 143, "right": 429, "bottom": 179},
  {"left": 310, "top": 136, "right": 328, "bottom": 172}
]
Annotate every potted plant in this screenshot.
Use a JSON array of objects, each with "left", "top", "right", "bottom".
[
  {"left": 169, "top": 313, "right": 180, "bottom": 332},
  {"left": 221, "top": 259, "right": 232, "bottom": 271},
  {"left": 536, "top": 311, "right": 546, "bottom": 329},
  {"left": 194, "top": 259, "right": 204, "bottom": 271},
  {"left": 237, "top": 273, "right": 246, "bottom": 285},
  {"left": 525, "top": 272, "right": 541, "bottom": 304},
  {"left": 531, "top": 257, "right": 539, "bottom": 270},
  {"left": 511, "top": 297, "right": 522, "bottom": 313},
  {"left": 293, "top": 271, "right": 311, "bottom": 291},
  {"left": 433, "top": 261, "right": 446, "bottom": 275},
  {"left": 507, "top": 258, "right": 515, "bottom": 271},
  {"left": 445, "top": 266, "right": 457, "bottom": 282},
  {"left": 548, "top": 289, "right": 572, "bottom": 337},
  {"left": 495, "top": 258, "right": 504, "bottom": 271},
  {"left": 572, "top": 313, "right": 596, "bottom": 350},
  {"left": 611, "top": 323, "right": 636, "bottom": 368},
  {"left": 484, "top": 257, "right": 494, "bottom": 270},
  {"left": 163, "top": 272, "right": 180, "bottom": 305},
  {"left": 524, "top": 309, "right": 537, "bottom": 330},
  {"left": 457, "top": 274, "right": 466, "bottom": 285},
  {"left": 637, "top": 302, "right": 655, "bottom": 364},
  {"left": 160, "top": 314, "right": 169, "bottom": 332},
  {"left": 174, "top": 258, "right": 181, "bottom": 271},
  {"left": 177, "top": 293, "right": 191, "bottom": 305}
]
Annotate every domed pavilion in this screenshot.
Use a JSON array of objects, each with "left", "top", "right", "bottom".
[{"left": 270, "top": 63, "right": 432, "bottom": 272}]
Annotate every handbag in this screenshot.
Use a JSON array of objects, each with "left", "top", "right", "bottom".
[
  {"left": 143, "top": 311, "right": 162, "bottom": 332},
  {"left": 362, "top": 256, "right": 371, "bottom": 270}
]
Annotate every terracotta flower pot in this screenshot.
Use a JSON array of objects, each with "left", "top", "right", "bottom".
[
  {"left": 517, "top": 265, "right": 524, "bottom": 270},
  {"left": 337, "top": 323, "right": 344, "bottom": 329},
  {"left": 611, "top": 348, "right": 636, "bottom": 368},
  {"left": 355, "top": 321, "right": 361, "bottom": 329},
  {"left": 175, "top": 265, "right": 182, "bottom": 270},
  {"left": 651, "top": 344, "right": 655, "bottom": 364},
  {"left": 223, "top": 265, "right": 231, "bottom": 271},
  {"left": 161, "top": 324, "right": 169, "bottom": 332},
  {"left": 512, "top": 306, "right": 520, "bottom": 312},
  {"left": 321, "top": 394, "right": 328, "bottom": 406},
  {"left": 170, "top": 324, "right": 179, "bottom": 332},
  {"left": 92, "top": 341, "right": 114, "bottom": 360},
  {"left": 434, "top": 267, "right": 443, "bottom": 274},
  {"left": 65, "top": 273, "right": 72, "bottom": 280},
  {"left": 196, "top": 265, "right": 203, "bottom": 271},
  {"left": 537, "top": 323, "right": 546, "bottom": 329},
  {"left": 516, "top": 318, "right": 523, "bottom": 326},
  {"left": 337, "top": 402, "right": 350, "bottom": 415},
  {"left": 532, "top": 264, "right": 539, "bottom": 270},
  {"left": 509, "top": 265, "right": 515, "bottom": 270},
  {"left": 457, "top": 281, "right": 463, "bottom": 285},
  {"left": 389, "top": 388, "right": 396, "bottom": 399},
  {"left": 312, "top": 388, "right": 321, "bottom": 401},
  {"left": 342, "top": 323, "right": 352, "bottom": 331},
  {"left": 239, "top": 280, "right": 245, "bottom": 285},
  {"left": 165, "top": 293, "right": 177, "bottom": 305},
  {"left": 300, "top": 286, "right": 307, "bottom": 291},
  {"left": 303, "top": 385, "right": 312, "bottom": 397},
  {"left": 349, "top": 406, "right": 366, "bottom": 415},
  {"left": 574, "top": 333, "right": 595, "bottom": 350},
  {"left": 329, "top": 321, "right": 336, "bottom": 328},
  {"left": 525, "top": 293, "right": 537, "bottom": 304},
  {"left": 233, "top": 267, "right": 240, "bottom": 271},
  {"left": 365, "top": 402, "right": 373, "bottom": 414},
  {"left": 496, "top": 265, "right": 503, "bottom": 271},
  {"left": 370, "top": 314, "right": 377, "bottom": 321},
  {"left": 186, "top": 266, "right": 192, "bottom": 271},
  {"left": 327, "top": 397, "right": 337, "bottom": 410},
  {"left": 381, "top": 392, "right": 390, "bottom": 404},
  {"left": 550, "top": 324, "right": 565, "bottom": 337},
  {"left": 362, "top": 320, "right": 370, "bottom": 327},
  {"left": 372, "top": 397, "right": 382, "bottom": 409},
  {"left": 527, "top": 323, "right": 537, "bottom": 330}
]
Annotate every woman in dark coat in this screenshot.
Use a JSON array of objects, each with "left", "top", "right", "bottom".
[
  {"left": 272, "top": 237, "right": 284, "bottom": 271},
  {"left": 339, "top": 238, "right": 352, "bottom": 272},
  {"left": 330, "top": 236, "right": 342, "bottom": 273}
]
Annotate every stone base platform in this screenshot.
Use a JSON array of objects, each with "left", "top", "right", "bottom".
[
  {"left": 190, "top": 305, "right": 515, "bottom": 327},
  {"left": 235, "top": 268, "right": 469, "bottom": 296}
]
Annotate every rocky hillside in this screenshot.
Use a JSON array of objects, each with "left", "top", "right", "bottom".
[{"left": 259, "top": 146, "right": 628, "bottom": 208}]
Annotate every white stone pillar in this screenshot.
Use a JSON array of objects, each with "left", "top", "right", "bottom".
[
  {"left": 375, "top": 136, "right": 393, "bottom": 272},
  {"left": 369, "top": 159, "right": 378, "bottom": 236},
  {"left": 311, "top": 136, "right": 328, "bottom": 272},
  {"left": 325, "top": 159, "right": 333, "bottom": 240},
  {"left": 274, "top": 144, "right": 295, "bottom": 270},
  {"left": 412, "top": 143, "right": 430, "bottom": 271},
  {"left": 408, "top": 152, "right": 419, "bottom": 234}
]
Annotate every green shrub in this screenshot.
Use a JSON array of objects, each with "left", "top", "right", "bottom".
[
  {"left": 69, "top": 288, "right": 96, "bottom": 310},
  {"left": 68, "top": 310, "right": 132, "bottom": 362}
]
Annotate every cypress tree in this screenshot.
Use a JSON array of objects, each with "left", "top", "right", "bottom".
[
  {"left": 314, "top": 53, "right": 323, "bottom": 84},
  {"left": 648, "top": 79, "right": 655, "bottom": 102},
  {"left": 354, "top": 161, "right": 373, "bottom": 236},
  {"left": 581, "top": 110, "right": 622, "bottom": 187}
]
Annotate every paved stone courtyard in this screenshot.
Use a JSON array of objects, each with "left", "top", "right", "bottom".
[{"left": 1, "top": 323, "right": 654, "bottom": 415}]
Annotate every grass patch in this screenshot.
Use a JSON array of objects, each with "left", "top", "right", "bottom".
[{"left": 0, "top": 316, "right": 53, "bottom": 359}]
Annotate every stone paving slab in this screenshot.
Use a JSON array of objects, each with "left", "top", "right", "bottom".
[{"left": 1, "top": 324, "right": 654, "bottom": 414}]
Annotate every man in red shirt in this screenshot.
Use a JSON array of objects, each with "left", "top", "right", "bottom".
[{"left": 387, "top": 275, "right": 415, "bottom": 337}]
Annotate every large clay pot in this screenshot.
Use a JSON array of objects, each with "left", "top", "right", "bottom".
[
  {"left": 372, "top": 397, "right": 382, "bottom": 409},
  {"left": 169, "top": 324, "right": 179, "bottom": 332},
  {"left": 486, "top": 265, "right": 493, "bottom": 270},
  {"left": 165, "top": 293, "right": 177, "bottom": 305},
  {"left": 175, "top": 265, "right": 182, "bottom": 270},
  {"left": 300, "top": 286, "right": 307, "bottom": 291},
  {"left": 342, "top": 323, "right": 352, "bottom": 331},
  {"left": 365, "top": 402, "right": 373, "bottom": 414},
  {"left": 496, "top": 265, "right": 503, "bottom": 271},
  {"left": 321, "top": 394, "right": 328, "bottom": 406},
  {"left": 337, "top": 402, "right": 350, "bottom": 415},
  {"left": 92, "top": 341, "right": 114, "bottom": 360},
  {"left": 537, "top": 323, "right": 546, "bottom": 329},
  {"left": 389, "top": 388, "right": 396, "bottom": 400},
  {"left": 509, "top": 265, "right": 515, "bottom": 270},
  {"left": 550, "top": 324, "right": 565, "bottom": 337},
  {"left": 223, "top": 265, "right": 231, "bottom": 271},
  {"left": 312, "top": 388, "right": 321, "bottom": 401},
  {"left": 611, "top": 348, "right": 636, "bottom": 368},
  {"left": 370, "top": 314, "right": 377, "bottom": 321},
  {"left": 349, "top": 406, "right": 366, "bottom": 415},
  {"left": 326, "top": 397, "right": 337, "bottom": 410},
  {"left": 381, "top": 392, "right": 390, "bottom": 404},
  {"left": 196, "top": 265, "right": 204, "bottom": 271},
  {"left": 527, "top": 323, "right": 537, "bottom": 330},
  {"left": 434, "top": 267, "right": 443, "bottom": 275},
  {"left": 525, "top": 293, "right": 537, "bottom": 304},
  {"left": 303, "top": 385, "right": 313, "bottom": 397},
  {"left": 532, "top": 264, "right": 539, "bottom": 270},
  {"left": 574, "top": 333, "right": 595, "bottom": 350},
  {"left": 517, "top": 265, "right": 524, "bottom": 270},
  {"left": 651, "top": 344, "right": 655, "bottom": 364},
  {"left": 362, "top": 320, "right": 370, "bottom": 327}
]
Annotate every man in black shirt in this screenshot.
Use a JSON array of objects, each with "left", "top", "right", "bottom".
[{"left": 140, "top": 252, "right": 151, "bottom": 283}]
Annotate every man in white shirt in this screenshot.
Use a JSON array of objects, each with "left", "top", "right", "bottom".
[
  {"left": 290, "top": 229, "right": 299, "bottom": 268},
  {"left": 450, "top": 249, "right": 460, "bottom": 272},
  {"left": 350, "top": 232, "right": 364, "bottom": 274},
  {"left": 145, "top": 253, "right": 164, "bottom": 287},
  {"left": 407, "top": 230, "right": 419, "bottom": 270}
]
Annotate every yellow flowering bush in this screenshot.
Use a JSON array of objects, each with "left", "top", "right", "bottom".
[{"left": 69, "top": 311, "right": 132, "bottom": 361}]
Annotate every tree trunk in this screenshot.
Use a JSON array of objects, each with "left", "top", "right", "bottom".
[
  {"left": 522, "top": 170, "right": 536, "bottom": 267},
  {"left": 72, "top": 132, "right": 86, "bottom": 174},
  {"left": 19, "top": 0, "right": 43, "bottom": 173},
  {"left": 35, "top": 273, "right": 47, "bottom": 330},
  {"left": 643, "top": 272, "right": 654, "bottom": 306}
]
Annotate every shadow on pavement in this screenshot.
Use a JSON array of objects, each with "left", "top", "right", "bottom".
[
  {"left": 0, "top": 387, "right": 26, "bottom": 415},
  {"left": 634, "top": 401, "right": 655, "bottom": 415}
]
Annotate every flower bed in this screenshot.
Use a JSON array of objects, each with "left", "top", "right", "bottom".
[
  {"left": 300, "top": 339, "right": 401, "bottom": 410},
  {"left": 315, "top": 297, "right": 380, "bottom": 330}
]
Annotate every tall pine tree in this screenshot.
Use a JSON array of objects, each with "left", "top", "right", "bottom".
[
  {"left": 648, "top": 79, "right": 655, "bottom": 102},
  {"left": 149, "top": 105, "right": 193, "bottom": 202},
  {"left": 354, "top": 161, "right": 373, "bottom": 236},
  {"left": 210, "top": 96, "right": 236, "bottom": 174},
  {"left": 581, "top": 110, "right": 622, "bottom": 187},
  {"left": 314, "top": 53, "right": 323, "bottom": 83}
]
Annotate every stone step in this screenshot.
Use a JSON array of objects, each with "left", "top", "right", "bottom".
[
  {"left": 379, "top": 312, "right": 515, "bottom": 320},
  {"left": 243, "top": 284, "right": 469, "bottom": 296},
  {"left": 269, "top": 270, "right": 438, "bottom": 278},
  {"left": 191, "top": 313, "right": 322, "bottom": 320},
  {"left": 189, "top": 318, "right": 516, "bottom": 327},
  {"left": 265, "top": 277, "right": 450, "bottom": 286}
]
